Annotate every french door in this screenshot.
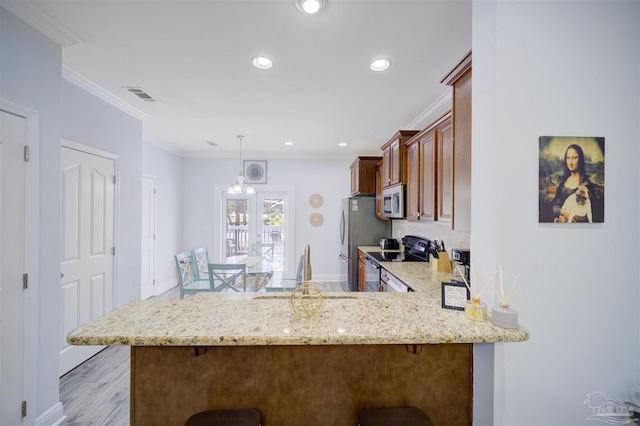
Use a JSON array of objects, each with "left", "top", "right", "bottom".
[{"left": 222, "top": 190, "right": 293, "bottom": 274}]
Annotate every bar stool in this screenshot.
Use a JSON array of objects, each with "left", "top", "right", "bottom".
[
  {"left": 185, "top": 409, "right": 261, "bottom": 426},
  {"left": 358, "top": 406, "right": 433, "bottom": 426}
]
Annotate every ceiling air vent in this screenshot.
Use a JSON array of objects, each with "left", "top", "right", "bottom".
[{"left": 124, "top": 87, "right": 158, "bottom": 102}]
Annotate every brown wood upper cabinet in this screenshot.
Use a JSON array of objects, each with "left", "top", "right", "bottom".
[
  {"left": 380, "top": 131, "right": 419, "bottom": 188},
  {"left": 441, "top": 50, "right": 471, "bottom": 232},
  {"left": 405, "top": 113, "right": 452, "bottom": 223},
  {"left": 375, "top": 159, "right": 388, "bottom": 220},
  {"left": 350, "top": 156, "right": 382, "bottom": 196}
]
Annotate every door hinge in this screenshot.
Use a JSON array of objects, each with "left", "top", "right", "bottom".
[
  {"left": 112, "top": 175, "right": 116, "bottom": 185},
  {"left": 22, "top": 400, "right": 27, "bottom": 417},
  {"left": 112, "top": 247, "right": 116, "bottom": 255},
  {"left": 23, "top": 273, "right": 28, "bottom": 290},
  {"left": 153, "top": 234, "right": 156, "bottom": 240},
  {"left": 23, "top": 145, "right": 30, "bottom": 162},
  {"left": 153, "top": 279, "right": 156, "bottom": 285}
]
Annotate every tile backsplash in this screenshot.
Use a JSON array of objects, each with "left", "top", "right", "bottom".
[{"left": 392, "top": 220, "right": 470, "bottom": 251}]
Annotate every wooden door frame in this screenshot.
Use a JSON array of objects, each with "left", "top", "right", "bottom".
[{"left": 0, "top": 99, "right": 39, "bottom": 425}]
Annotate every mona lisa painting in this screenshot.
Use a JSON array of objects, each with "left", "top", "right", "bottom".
[{"left": 539, "top": 136, "right": 605, "bottom": 223}]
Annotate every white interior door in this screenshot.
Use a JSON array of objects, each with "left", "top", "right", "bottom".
[
  {"left": 141, "top": 176, "right": 156, "bottom": 299},
  {"left": 60, "top": 146, "right": 115, "bottom": 376},
  {"left": 0, "top": 110, "right": 27, "bottom": 426}
]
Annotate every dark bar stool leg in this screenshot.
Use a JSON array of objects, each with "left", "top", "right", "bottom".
[
  {"left": 185, "top": 409, "right": 261, "bottom": 426},
  {"left": 358, "top": 406, "right": 434, "bottom": 426}
]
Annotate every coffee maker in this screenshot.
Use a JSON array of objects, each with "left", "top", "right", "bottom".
[{"left": 451, "top": 248, "right": 471, "bottom": 284}]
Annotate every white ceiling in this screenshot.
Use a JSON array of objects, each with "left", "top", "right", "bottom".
[{"left": 5, "top": 0, "right": 471, "bottom": 159}]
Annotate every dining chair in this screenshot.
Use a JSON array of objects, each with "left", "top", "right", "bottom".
[
  {"left": 208, "top": 263, "right": 247, "bottom": 292},
  {"left": 174, "top": 251, "right": 212, "bottom": 299},
  {"left": 192, "top": 246, "right": 210, "bottom": 281},
  {"left": 250, "top": 243, "right": 274, "bottom": 261}
]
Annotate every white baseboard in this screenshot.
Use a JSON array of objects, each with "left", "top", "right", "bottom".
[
  {"left": 154, "top": 280, "right": 177, "bottom": 296},
  {"left": 36, "top": 401, "right": 65, "bottom": 426}
]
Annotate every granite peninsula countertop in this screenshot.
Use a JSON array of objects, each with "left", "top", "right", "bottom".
[{"left": 68, "top": 291, "right": 529, "bottom": 347}]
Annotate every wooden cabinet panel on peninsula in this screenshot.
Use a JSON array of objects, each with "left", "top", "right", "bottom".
[
  {"left": 441, "top": 50, "right": 472, "bottom": 232},
  {"left": 380, "top": 131, "right": 419, "bottom": 188},
  {"left": 350, "top": 156, "right": 382, "bottom": 196},
  {"left": 405, "top": 113, "right": 452, "bottom": 223}
]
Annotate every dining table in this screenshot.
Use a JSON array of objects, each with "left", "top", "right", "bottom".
[{"left": 224, "top": 254, "right": 286, "bottom": 292}]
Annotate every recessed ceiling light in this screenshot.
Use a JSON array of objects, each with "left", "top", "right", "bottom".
[
  {"left": 370, "top": 58, "right": 391, "bottom": 72},
  {"left": 338, "top": 142, "right": 348, "bottom": 148},
  {"left": 284, "top": 140, "right": 294, "bottom": 146},
  {"left": 252, "top": 57, "right": 273, "bottom": 70},
  {"left": 296, "top": 0, "right": 325, "bottom": 14}
]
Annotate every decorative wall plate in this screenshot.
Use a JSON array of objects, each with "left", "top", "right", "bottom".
[
  {"left": 243, "top": 160, "right": 267, "bottom": 184},
  {"left": 309, "top": 212, "right": 323, "bottom": 227},
  {"left": 308, "top": 193, "right": 323, "bottom": 208}
]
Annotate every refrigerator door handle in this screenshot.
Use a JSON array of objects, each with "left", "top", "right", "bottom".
[{"left": 340, "top": 210, "right": 345, "bottom": 245}]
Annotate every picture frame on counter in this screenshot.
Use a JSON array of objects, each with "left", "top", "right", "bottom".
[{"left": 441, "top": 281, "right": 470, "bottom": 311}]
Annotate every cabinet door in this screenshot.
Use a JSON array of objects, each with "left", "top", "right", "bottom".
[
  {"left": 419, "top": 130, "right": 437, "bottom": 221},
  {"left": 389, "top": 139, "right": 401, "bottom": 185},
  {"left": 350, "top": 162, "right": 360, "bottom": 195},
  {"left": 406, "top": 142, "right": 420, "bottom": 221},
  {"left": 438, "top": 118, "right": 453, "bottom": 223},
  {"left": 381, "top": 146, "right": 391, "bottom": 187},
  {"left": 375, "top": 161, "right": 387, "bottom": 220},
  {"left": 357, "top": 252, "right": 367, "bottom": 292}
]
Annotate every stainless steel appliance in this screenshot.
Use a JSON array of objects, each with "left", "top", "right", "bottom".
[
  {"left": 339, "top": 197, "right": 391, "bottom": 291},
  {"left": 363, "top": 255, "right": 381, "bottom": 292},
  {"left": 451, "top": 248, "right": 471, "bottom": 284},
  {"left": 364, "top": 235, "right": 433, "bottom": 292},
  {"left": 379, "top": 238, "right": 399, "bottom": 250},
  {"left": 382, "top": 185, "right": 405, "bottom": 218}
]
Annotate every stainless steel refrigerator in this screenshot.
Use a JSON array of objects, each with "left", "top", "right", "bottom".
[{"left": 339, "top": 196, "right": 391, "bottom": 291}]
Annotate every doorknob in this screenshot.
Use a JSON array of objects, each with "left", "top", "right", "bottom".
[{"left": 60, "top": 273, "right": 64, "bottom": 278}]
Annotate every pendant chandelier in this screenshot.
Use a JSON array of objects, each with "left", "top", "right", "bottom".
[{"left": 228, "top": 135, "right": 254, "bottom": 194}]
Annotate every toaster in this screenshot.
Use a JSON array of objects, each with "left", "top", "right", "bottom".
[{"left": 379, "top": 238, "right": 399, "bottom": 250}]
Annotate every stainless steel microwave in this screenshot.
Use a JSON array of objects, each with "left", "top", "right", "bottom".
[{"left": 382, "top": 185, "right": 405, "bottom": 218}]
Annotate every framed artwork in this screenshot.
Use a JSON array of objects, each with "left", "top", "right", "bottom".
[
  {"left": 539, "top": 136, "right": 605, "bottom": 223},
  {"left": 244, "top": 160, "right": 267, "bottom": 184}
]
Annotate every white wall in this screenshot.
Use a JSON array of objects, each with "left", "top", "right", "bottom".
[
  {"left": 1, "top": 8, "right": 64, "bottom": 422},
  {"left": 474, "top": 1, "right": 640, "bottom": 424},
  {"left": 61, "top": 78, "right": 143, "bottom": 307},
  {"left": 142, "top": 141, "right": 183, "bottom": 293},
  {"left": 181, "top": 157, "right": 351, "bottom": 278}
]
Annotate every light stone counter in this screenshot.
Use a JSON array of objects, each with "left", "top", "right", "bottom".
[{"left": 68, "top": 290, "right": 528, "bottom": 347}]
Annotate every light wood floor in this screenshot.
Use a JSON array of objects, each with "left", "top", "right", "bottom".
[
  {"left": 59, "top": 286, "right": 180, "bottom": 426},
  {"left": 58, "top": 282, "right": 347, "bottom": 425}
]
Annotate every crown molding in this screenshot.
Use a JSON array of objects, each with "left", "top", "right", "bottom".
[
  {"left": 1, "top": 1, "right": 84, "bottom": 47},
  {"left": 63, "top": 65, "right": 150, "bottom": 122},
  {"left": 406, "top": 88, "right": 452, "bottom": 130}
]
